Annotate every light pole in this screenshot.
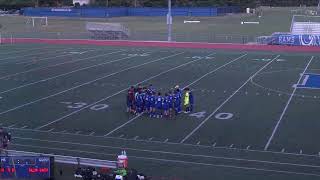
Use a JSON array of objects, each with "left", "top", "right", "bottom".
[{"left": 167, "top": 0, "right": 172, "bottom": 41}]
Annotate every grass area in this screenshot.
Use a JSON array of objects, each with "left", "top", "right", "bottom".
[
  {"left": 0, "top": 43, "right": 320, "bottom": 179},
  {"left": 0, "top": 7, "right": 319, "bottom": 42}
]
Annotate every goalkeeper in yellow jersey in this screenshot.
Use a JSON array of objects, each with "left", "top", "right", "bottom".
[{"left": 184, "top": 88, "right": 191, "bottom": 113}]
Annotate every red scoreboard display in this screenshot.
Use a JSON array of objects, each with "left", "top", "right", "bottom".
[{"left": 0, "top": 156, "right": 54, "bottom": 179}]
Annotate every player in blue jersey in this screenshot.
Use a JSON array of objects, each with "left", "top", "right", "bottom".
[
  {"left": 147, "top": 84, "right": 155, "bottom": 95},
  {"left": 163, "top": 93, "right": 170, "bottom": 117},
  {"left": 174, "top": 86, "right": 182, "bottom": 114},
  {"left": 155, "top": 92, "right": 163, "bottom": 118},
  {"left": 167, "top": 91, "right": 174, "bottom": 117},
  {"left": 149, "top": 92, "right": 156, "bottom": 117},
  {"left": 144, "top": 91, "right": 151, "bottom": 113},
  {"left": 140, "top": 87, "right": 147, "bottom": 112},
  {"left": 135, "top": 92, "right": 144, "bottom": 114}
]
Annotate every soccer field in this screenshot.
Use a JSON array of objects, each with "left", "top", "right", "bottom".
[{"left": 1, "top": 43, "right": 320, "bottom": 179}]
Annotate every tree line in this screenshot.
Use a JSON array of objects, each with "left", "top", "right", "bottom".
[{"left": 0, "top": 0, "right": 319, "bottom": 9}]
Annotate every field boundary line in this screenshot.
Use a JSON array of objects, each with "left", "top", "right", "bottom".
[
  {"left": 264, "top": 56, "right": 314, "bottom": 150},
  {"left": 0, "top": 50, "right": 124, "bottom": 80},
  {"left": 11, "top": 143, "right": 320, "bottom": 177},
  {"left": 6, "top": 126, "right": 320, "bottom": 158},
  {"left": 180, "top": 55, "right": 280, "bottom": 143},
  {"left": 0, "top": 52, "right": 183, "bottom": 117},
  {"left": 104, "top": 53, "right": 247, "bottom": 136},
  {"left": 13, "top": 136, "right": 320, "bottom": 169},
  {"left": 0, "top": 55, "right": 136, "bottom": 94}
]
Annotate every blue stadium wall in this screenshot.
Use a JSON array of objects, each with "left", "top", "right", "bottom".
[{"left": 22, "top": 7, "right": 240, "bottom": 18}]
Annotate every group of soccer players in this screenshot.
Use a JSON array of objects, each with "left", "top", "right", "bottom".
[{"left": 126, "top": 84, "right": 194, "bottom": 118}]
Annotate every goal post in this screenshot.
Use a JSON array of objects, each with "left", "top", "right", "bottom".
[{"left": 26, "top": 17, "right": 48, "bottom": 27}]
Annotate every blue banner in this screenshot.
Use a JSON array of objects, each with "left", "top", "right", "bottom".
[{"left": 271, "top": 34, "right": 320, "bottom": 46}]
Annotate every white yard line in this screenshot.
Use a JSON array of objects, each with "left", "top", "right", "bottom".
[
  {"left": 264, "top": 56, "right": 314, "bottom": 151},
  {"left": 185, "top": 54, "right": 247, "bottom": 88},
  {"left": 104, "top": 113, "right": 144, "bottom": 136},
  {"left": 180, "top": 55, "right": 280, "bottom": 143},
  {"left": 0, "top": 55, "right": 135, "bottom": 95},
  {"left": 0, "top": 50, "right": 124, "bottom": 80},
  {"left": 0, "top": 52, "right": 183, "bottom": 117},
  {"left": 12, "top": 137, "right": 320, "bottom": 169},
  {"left": 103, "top": 53, "right": 247, "bottom": 136}
]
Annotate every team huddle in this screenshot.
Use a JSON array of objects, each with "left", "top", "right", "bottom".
[{"left": 126, "top": 84, "right": 194, "bottom": 118}]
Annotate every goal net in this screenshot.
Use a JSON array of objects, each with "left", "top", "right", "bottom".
[
  {"left": 86, "top": 22, "right": 130, "bottom": 40},
  {"left": 26, "top": 17, "right": 48, "bottom": 27}
]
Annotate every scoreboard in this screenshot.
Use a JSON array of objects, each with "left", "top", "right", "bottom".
[{"left": 0, "top": 156, "right": 54, "bottom": 179}]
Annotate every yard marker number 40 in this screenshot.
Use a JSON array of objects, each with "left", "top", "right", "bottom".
[
  {"left": 189, "top": 111, "right": 233, "bottom": 120},
  {"left": 60, "top": 102, "right": 109, "bottom": 111}
]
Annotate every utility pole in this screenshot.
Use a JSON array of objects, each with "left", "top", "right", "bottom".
[
  {"left": 167, "top": 0, "right": 172, "bottom": 41},
  {"left": 35, "top": 0, "right": 39, "bottom": 7},
  {"left": 106, "top": 0, "right": 109, "bottom": 7}
]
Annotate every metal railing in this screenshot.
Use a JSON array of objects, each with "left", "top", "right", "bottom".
[{"left": 8, "top": 150, "right": 117, "bottom": 168}]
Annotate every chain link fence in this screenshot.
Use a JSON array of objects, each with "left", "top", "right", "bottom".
[{"left": 0, "top": 31, "right": 259, "bottom": 44}]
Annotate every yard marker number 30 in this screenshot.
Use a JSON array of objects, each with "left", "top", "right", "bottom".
[{"left": 61, "top": 102, "right": 109, "bottom": 111}]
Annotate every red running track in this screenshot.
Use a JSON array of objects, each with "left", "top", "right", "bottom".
[{"left": 3, "top": 38, "right": 320, "bottom": 53}]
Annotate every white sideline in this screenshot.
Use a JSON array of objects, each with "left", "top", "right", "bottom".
[
  {"left": 11, "top": 143, "right": 320, "bottom": 177},
  {"left": 0, "top": 55, "right": 135, "bottom": 94},
  {"left": 0, "top": 50, "right": 124, "bottom": 80},
  {"left": 264, "top": 56, "right": 314, "bottom": 151},
  {"left": 0, "top": 52, "right": 183, "bottom": 117},
  {"left": 104, "top": 53, "right": 247, "bottom": 136},
  {"left": 180, "top": 55, "right": 280, "bottom": 143}
]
